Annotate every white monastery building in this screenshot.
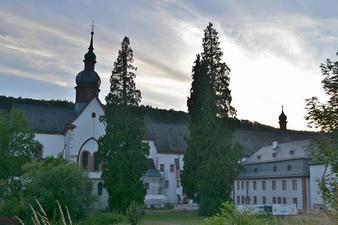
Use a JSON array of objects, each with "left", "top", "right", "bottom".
[{"left": 9, "top": 29, "right": 328, "bottom": 211}]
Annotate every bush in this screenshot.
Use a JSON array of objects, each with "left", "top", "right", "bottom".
[
  {"left": 22, "top": 158, "right": 94, "bottom": 220},
  {"left": 202, "top": 202, "right": 268, "bottom": 225},
  {"left": 126, "top": 201, "right": 143, "bottom": 225}
]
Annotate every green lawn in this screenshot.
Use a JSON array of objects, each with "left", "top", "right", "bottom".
[{"left": 117, "top": 210, "right": 205, "bottom": 225}]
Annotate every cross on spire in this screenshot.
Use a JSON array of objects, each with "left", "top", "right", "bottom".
[{"left": 91, "top": 20, "right": 95, "bottom": 34}]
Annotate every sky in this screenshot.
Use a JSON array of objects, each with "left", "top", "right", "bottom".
[{"left": 1, "top": 0, "right": 338, "bottom": 131}]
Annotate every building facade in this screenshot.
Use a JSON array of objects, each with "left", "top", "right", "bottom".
[{"left": 234, "top": 140, "right": 312, "bottom": 211}]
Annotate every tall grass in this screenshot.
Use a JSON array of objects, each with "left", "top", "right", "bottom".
[{"left": 17, "top": 198, "right": 72, "bottom": 225}]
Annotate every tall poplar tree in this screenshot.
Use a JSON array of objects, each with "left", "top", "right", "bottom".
[
  {"left": 99, "top": 36, "right": 149, "bottom": 212},
  {"left": 182, "top": 23, "right": 241, "bottom": 216}
]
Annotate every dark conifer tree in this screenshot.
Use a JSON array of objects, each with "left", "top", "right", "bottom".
[
  {"left": 99, "top": 36, "right": 149, "bottom": 212},
  {"left": 202, "top": 22, "right": 236, "bottom": 118},
  {"left": 182, "top": 24, "right": 241, "bottom": 216}
]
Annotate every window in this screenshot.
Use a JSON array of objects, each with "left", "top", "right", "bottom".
[
  {"left": 241, "top": 181, "right": 244, "bottom": 190},
  {"left": 287, "top": 165, "right": 292, "bottom": 171},
  {"left": 97, "top": 182, "right": 103, "bottom": 196},
  {"left": 254, "top": 196, "right": 257, "bottom": 204},
  {"left": 246, "top": 181, "right": 249, "bottom": 190},
  {"left": 170, "top": 164, "right": 175, "bottom": 172},
  {"left": 282, "top": 180, "right": 287, "bottom": 190},
  {"left": 262, "top": 181, "right": 266, "bottom": 190},
  {"left": 293, "top": 197, "right": 298, "bottom": 206},
  {"left": 237, "top": 196, "right": 240, "bottom": 204},
  {"left": 93, "top": 152, "right": 100, "bottom": 171},
  {"left": 289, "top": 150, "right": 295, "bottom": 155},
  {"left": 241, "top": 196, "right": 245, "bottom": 204},
  {"left": 262, "top": 196, "right": 266, "bottom": 204},
  {"left": 160, "top": 164, "right": 165, "bottom": 172},
  {"left": 272, "top": 197, "right": 276, "bottom": 204},
  {"left": 81, "top": 151, "right": 89, "bottom": 169},
  {"left": 253, "top": 181, "right": 257, "bottom": 190},
  {"left": 292, "top": 180, "right": 297, "bottom": 191},
  {"left": 273, "top": 166, "right": 277, "bottom": 172},
  {"left": 91, "top": 112, "right": 96, "bottom": 118},
  {"left": 278, "top": 197, "right": 281, "bottom": 204},
  {"left": 237, "top": 181, "right": 240, "bottom": 190},
  {"left": 272, "top": 181, "right": 276, "bottom": 190},
  {"left": 272, "top": 152, "right": 277, "bottom": 157},
  {"left": 254, "top": 168, "right": 258, "bottom": 173},
  {"left": 144, "top": 182, "right": 149, "bottom": 190},
  {"left": 165, "top": 180, "right": 169, "bottom": 188},
  {"left": 283, "top": 197, "right": 287, "bottom": 204},
  {"left": 257, "top": 154, "right": 261, "bottom": 159}
]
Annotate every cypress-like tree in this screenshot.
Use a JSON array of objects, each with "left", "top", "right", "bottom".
[
  {"left": 99, "top": 36, "right": 149, "bottom": 212},
  {"left": 202, "top": 22, "right": 236, "bottom": 118},
  {"left": 182, "top": 24, "right": 241, "bottom": 216}
]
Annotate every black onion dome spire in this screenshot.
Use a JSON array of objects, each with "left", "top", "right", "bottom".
[
  {"left": 76, "top": 26, "right": 101, "bottom": 88},
  {"left": 279, "top": 105, "right": 287, "bottom": 122}
]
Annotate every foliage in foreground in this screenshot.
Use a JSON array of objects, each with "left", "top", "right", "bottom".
[
  {"left": 126, "top": 201, "right": 143, "bottom": 225},
  {"left": 0, "top": 158, "right": 94, "bottom": 221},
  {"left": 23, "top": 158, "right": 94, "bottom": 220},
  {"left": 202, "top": 202, "right": 269, "bottom": 225}
]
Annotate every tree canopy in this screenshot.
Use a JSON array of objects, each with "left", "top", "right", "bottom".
[
  {"left": 99, "top": 36, "right": 149, "bottom": 212},
  {"left": 0, "top": 109, "right": 39, "bottom": 181},
  {"left": 305, "top": 52, "right": 338, "bottom": 208}
]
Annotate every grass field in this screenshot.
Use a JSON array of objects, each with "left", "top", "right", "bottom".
[{"left": 117, "top": 210, "right": 205, "bottom": 225}]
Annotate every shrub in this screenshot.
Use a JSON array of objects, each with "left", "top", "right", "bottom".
[
  {"left": 126, "top": 201, "right": 143, "bottom": 225},
  {"left": 202, "top": 202, "right": 268, "bottom": 225},
  {"left": 22, "top": 158, "right": 94, "bottom": 220}
]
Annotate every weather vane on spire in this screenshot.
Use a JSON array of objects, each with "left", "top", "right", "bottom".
[{"left": 91, "top": 20, "right": 95, "bottom": 34}]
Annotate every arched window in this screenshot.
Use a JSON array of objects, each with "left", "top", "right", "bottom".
[
  {"left": 81, "top": 151, "right": 89, "bottom": 169},
  {"left": 97, "top": 182, "right": 103, "bottom": 196},
  {"left": 93, "top": 152, "right": 100, "bottom": 171}
]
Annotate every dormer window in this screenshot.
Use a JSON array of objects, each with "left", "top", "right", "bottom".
[
  {"left": 92, "top": 112, "right": 96, "bottom": 118},
  {"left": 254, "top": 168, "right": 258, "bottom": 173},
  {"left": 257, "top": 154, "right": 261, "bottom": 159},
  {"left": 287, "top": 165, "right": 292, "bottom": 171},
  {"left": 272, "top": 152, "right": 277, "bottom": 157},
  {"left": 289, "top": 150, "right": 295, "bottom": 155}
]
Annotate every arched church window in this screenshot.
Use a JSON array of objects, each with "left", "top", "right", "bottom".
[
  {"left": 81, "top": 151, "right": 89, "bottom": 169},
  {"left": 97, "top": 182, "right": 103, "bottom": 196},
  {"left": 93, "top": 152, "right": 100, "bottom": 171}
]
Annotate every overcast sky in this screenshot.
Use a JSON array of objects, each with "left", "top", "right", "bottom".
[{"left": 1, "top": 0, "right": 338, "bottom": 131}]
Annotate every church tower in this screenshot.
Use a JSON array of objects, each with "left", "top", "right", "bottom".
[
  {"left": 279, "top": 105, "right": 287, "bottom": 130},
  {"left": 75, "top": 26, "right": 101, "bottom": 113}
]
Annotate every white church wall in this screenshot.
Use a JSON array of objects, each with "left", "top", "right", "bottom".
[
  {"left": 66, "top": 98, "right": 105, "bottom": 159},
  {"left": 35, "top": 133, "right": 64, "bottom": 158}
]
